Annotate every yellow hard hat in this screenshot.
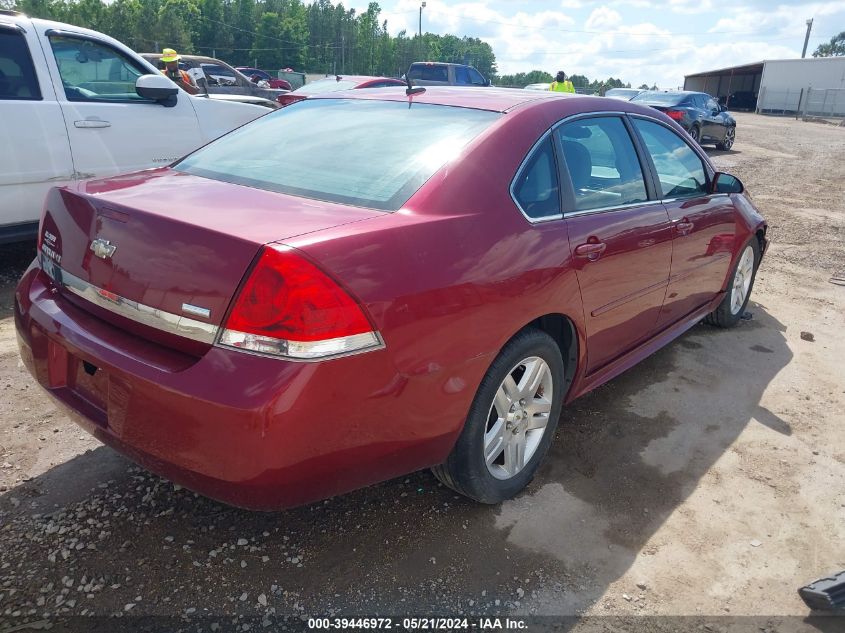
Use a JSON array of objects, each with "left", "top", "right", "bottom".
[{"left": 161, "top": 48, "right": 180, "bottom": 63}]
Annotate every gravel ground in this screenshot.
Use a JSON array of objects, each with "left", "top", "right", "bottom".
[{"left": 1, "top": 113, "right": 843, "bottom": 633}]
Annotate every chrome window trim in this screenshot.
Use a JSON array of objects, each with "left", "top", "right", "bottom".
[
  {"left": 564, "top": 198, "right": 665, "bottom": 218},
  {"left": 509, "top": 128, "right": 563, "bottom": 224},
  {"left": 41, "top": 256, "right": 219, "bottom": 344},
  {"left": 510, "top": 110, "right": 683, "bottom": 224}
]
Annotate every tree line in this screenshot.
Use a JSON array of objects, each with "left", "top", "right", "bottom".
[
  {"left": 5, "top": 0, "right": 498, "bottom": 78},
  {"left": 497, "top": 69, "right": 641, "bottom": 92}
]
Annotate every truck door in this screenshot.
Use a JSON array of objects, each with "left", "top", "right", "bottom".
[
  {"left": 0, "top": 22, "right": 73, "bottom": 234},
  {"left": 37, "top": 26, "right": 203, "bottom": 180}
]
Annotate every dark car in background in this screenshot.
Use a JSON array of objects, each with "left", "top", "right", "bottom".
[
  {"left": 725, "top": 91, "right": 757, "bottom": 112},
  {"left": 604, "top": 88, "right": 642, "bottom": 101},
  {"left": 632, "top": 91, "right": 736, "bottom": 149},
  {"left": 276, "top": 75, "right": 406, "bottom": 107},
  {"left": 235, "top": 67, "right": 292, "bottom": 91},
  {"left": 142, "top": 54, "right": 288, "bottom": 102},
  {"left": 406, "top": 62, "right": 490, "bottom": 87}
]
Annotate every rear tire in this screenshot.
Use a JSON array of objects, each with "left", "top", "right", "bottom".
[
  {"left": 704, "top": 238, "right": 760, "bottom": 328},
  {"left": 432, "top": 329, "right": 564, "bottom": 504},
  {"left": 688, "top": 124, "right": 701, "bottom": 143}
]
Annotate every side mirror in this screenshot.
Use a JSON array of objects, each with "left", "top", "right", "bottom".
[
  {"left": 136, "top": 74, "right": 178, "bottom": 107},
  {"left": 484, "top": 78, "right": 491, "bottom": 87},
  {"left": 712, "top": 172, "right": 743, "bottom": 194}
]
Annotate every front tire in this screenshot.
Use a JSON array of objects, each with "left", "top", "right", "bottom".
[
  {"left": 705, "top": 238, "right": 760, "bottom": 328},
  {"left": 716, "top": 126, "right": 735, "bottom": 150},
  {"left": 432, "top": 329, "right": 564, "bottom": 504}
]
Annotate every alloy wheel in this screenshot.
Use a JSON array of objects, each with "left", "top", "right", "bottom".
[
  {"left": 689, "top": 126, "right": 700, "bottom": 142},
  {"left": 722, "top": 127, "right": 735, "bottom": 149},
  {"left": 484, "top": 356, "right": 554, "bottom": 480},
  {"left": 730, "top": 245, "right": 755, "bottom": 315}
]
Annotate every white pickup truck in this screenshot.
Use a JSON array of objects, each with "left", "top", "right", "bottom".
[{"left": 0, "top": 11, "right": 267, "bottom": 243}]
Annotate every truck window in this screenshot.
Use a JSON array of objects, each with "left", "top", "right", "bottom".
[
  {"left": 48, "top": 35, "right": 150, "bottom": 102},
  {"left": 0, "top": 30, "right": 41, "bottom": 100},
  {"left": 468, "top": 67, "right": 486, "bottom": 86},
  {"left": 408, "top": 64, "right": 448, "bottom": 82}
]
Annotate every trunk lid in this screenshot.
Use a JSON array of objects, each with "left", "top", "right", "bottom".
[{"left": 40, "top": 168, "right": 381, "bottom": 354}]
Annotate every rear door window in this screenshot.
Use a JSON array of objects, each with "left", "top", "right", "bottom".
[
  {"left": 0, "top": 29, "right": 41, "bottom": 100},
  {"left": 409, "top": 64, "right": 448, "bottom": 82},
  {"left": 511, "top": 137, "right": 560, "bottom": 220},
  {"left": 455, "top": 66, "right": 470, "bottom": 85},
  {"left": 632, "top": 118, "right": 708, "bottom": 199},
  {"left": 555, "top": 116, "right": 648, "bottom": 212},
  {"left": 49, "top": 35, "right": 148, "bottom": 102}
]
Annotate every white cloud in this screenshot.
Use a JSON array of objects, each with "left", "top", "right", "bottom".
[{"left": 585, "top": 7, "right": 623, "bottom": 30}]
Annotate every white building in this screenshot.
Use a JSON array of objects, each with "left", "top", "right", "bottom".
[{"left": 684, "top": 56, "right": 845, "bottom": 116}]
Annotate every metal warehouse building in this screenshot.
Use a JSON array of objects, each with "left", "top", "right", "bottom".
[{"left": 684, "top": 56, "right": 845, "bottom": 116}]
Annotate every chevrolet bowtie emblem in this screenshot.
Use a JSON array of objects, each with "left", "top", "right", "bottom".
[{"left": 90, "top": 238, "right": 117, "bottom": 260}]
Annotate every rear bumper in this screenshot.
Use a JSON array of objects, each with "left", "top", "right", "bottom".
[{"left": 14, "top": 266, "right": 465, "bottom": 510}]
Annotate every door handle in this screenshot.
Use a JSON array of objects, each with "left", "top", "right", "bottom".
[
  {"left": 74, "top": 119, "right": 111, "bottom": 129},
  {"left": 675, "top": 219, "right": 694, "bottom": 235},
  {"left": 574, "top": 240, "right": 607, "bottom": 261}
]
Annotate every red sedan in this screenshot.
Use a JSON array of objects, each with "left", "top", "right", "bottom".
[
  {"left": 15, "top": 87, "right": 767, "bottom": 510},
  {"left": 276, "top": 74, "right": 406, "bottom": 106}
]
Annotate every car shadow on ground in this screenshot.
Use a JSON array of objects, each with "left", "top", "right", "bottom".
[
  {"left": 0, "top": 302, "right": 804, "bottom": 628},
  {"left": 704, "top": 147, "right": 742, "bottom": 158}
]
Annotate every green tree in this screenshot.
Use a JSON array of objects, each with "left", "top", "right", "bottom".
[{"left": 813, "top": 31, "right": 845, "bottom": 57}]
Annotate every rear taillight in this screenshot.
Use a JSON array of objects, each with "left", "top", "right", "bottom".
[
  {"left": 666, "top": 109, "right": 684, "bottom": 121},
  {"left": 218, "top": 246, "right": 381, "bottom": 360}
]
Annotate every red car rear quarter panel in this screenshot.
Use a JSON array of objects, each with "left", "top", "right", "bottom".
[{"left": 285, "top": 102, "right": 588, "bottom": 441}]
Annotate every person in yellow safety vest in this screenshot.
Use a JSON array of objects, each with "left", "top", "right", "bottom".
[
  {"left": 549, "top": 71, "right": 575, "bottom": 94},
  {"left": 160, "top": 48, "right": 199, "bottom": 95}
]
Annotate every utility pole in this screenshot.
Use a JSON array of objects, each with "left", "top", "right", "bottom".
[
  {"left": 418, "top": 2, "right": 426, "bottom": 61},
  {"left": 802, "top": 18, "right": 814, "bottom": 58}
]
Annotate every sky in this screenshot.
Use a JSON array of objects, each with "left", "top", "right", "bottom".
[{"left": 340, "top": 0, "right": 845, "bottom": 88}]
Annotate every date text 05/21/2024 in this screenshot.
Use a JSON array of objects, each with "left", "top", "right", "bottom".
[{"left": 307, "top": 617, "right": 528, "bottom": 630}]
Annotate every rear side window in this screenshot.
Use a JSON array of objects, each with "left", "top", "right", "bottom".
[
  {"left": 49, "top": 35, "right": 148, "bottom": 102},
  {"left": 408, "top": 64, "right": 448, "bottom": 82},
  {"left": 0, "top": 29, "right": 41, "bottom": 100},
  {"left": 556, "top": 116, "right": 648, "bottom": 212},
  {"left": 176, "top": 99, "right": 500, "bottom": 211},
  {"left": 512, "top": 137, "right": 560, "bottom": 220},
  {"left": 632, "top": 118, "right": 708, "bottom": 199}
]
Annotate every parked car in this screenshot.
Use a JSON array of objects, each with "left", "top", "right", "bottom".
[
  {"left": 16, "top": 87, "right": 767, "bottom": 510},
  {"left": 524, "top": 83, "right": 551, "bottom": 91},
  {"left": 726, "top": 91, "right": 757, "bottom": 111},
  {"left": 235, "top": 67, "right": 292, "bottom": 91},
  {"left": 631, "top": 90, "right": 736, "bottom": 149},
  {"left": 276, "top": 75, "right": 406, "bottom": 107},
  {"left": 605, "top": 88, "right": 642, "bottom": 101},
  {"left": 406, "top": 62, "right": 490, "bottom": 87},
  {"left": 0, "top": 11, "right": 268, "bottom": 244},
  {"left": 141, "top": 54, "right": 287, "bottom": 102}
]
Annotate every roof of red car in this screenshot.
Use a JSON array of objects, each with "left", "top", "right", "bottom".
[
  {"left": 310, "top": 75, "right": 403, "bottom": 86},
  {"left": 310, "top": 85, "right": 578, "bottom": 112}
]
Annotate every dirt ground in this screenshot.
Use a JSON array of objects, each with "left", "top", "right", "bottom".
[{"left": 1, "top": 112, "right": 843, "bottom": 633}]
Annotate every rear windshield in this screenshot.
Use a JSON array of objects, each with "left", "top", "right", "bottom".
[
  {"left": 175, "top": 99, "right": 500, "bottom": 211},
  {"left": 631, "top": 92, "right": 685, "bottom": 105},
  {"left": 296, "top": 78, "right": 358, "bottom": 95},
  {"left": 606, "top": 89, "right": 638, "bottom": 97},
  {"left": 408, "top": 64, "right": 449, "bottom": 82}
]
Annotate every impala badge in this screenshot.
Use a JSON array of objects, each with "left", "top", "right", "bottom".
[
  {"left": 182, "top": 303, "right": 211, "bottom": 319},
  {"left": 90, "top": 238, "right": 116, "bottom": 260}
]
